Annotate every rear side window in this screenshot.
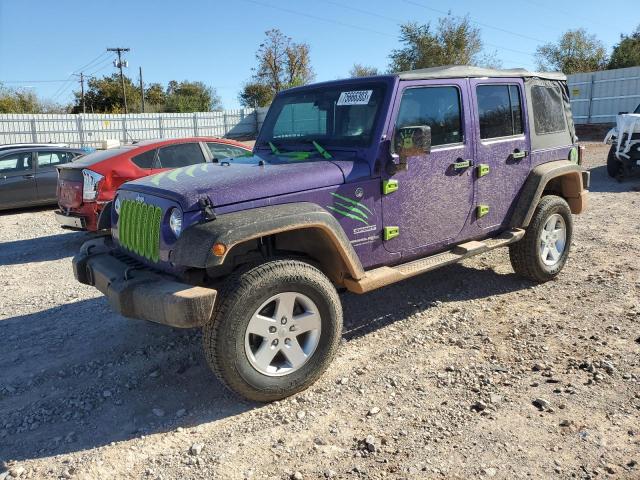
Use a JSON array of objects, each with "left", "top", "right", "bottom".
[
  {"left": 37, "top": 151, "right": 74, "bottom": 168},
  {"left": 206, "top": 142, "right": 249, "bottom": 160},
  {"left": 395, "top": 86, "right": 463, "bottom": 146},
  {"left": 0, "top": 152, "right": 31, "bottom": 173},
  {"left": 477, "top": 84, "right": 523, "bottom": 139},
  {"left": 531, "top": 85, "right": 567, "bottom": 134},
  {"left": 131, "top": 149, "right": 156, "bottom": 169},
  {"left": 157, "top": 143, "right": 205, "bottom": 168}
]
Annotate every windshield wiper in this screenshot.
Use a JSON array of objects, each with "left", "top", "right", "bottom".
[{"left": 311, "top": 140, "right": 332, "bottom": 159}]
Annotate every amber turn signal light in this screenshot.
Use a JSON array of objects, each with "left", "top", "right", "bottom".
[{"left": 212, "top": 243, "right": 227, "bottom": 256}]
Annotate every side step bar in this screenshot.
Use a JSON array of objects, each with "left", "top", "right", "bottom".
[{"left": 344, "top": 229, "right": 525, "bottom": 294}]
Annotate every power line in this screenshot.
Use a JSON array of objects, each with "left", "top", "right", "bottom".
[
  {"left": 240, "top": 0, "right": 393, "bottom": 38},
  {"left": 73, "top": 51, "right": 111, "bottom": 75},
  {"left": 318, "top": 0, "right": 538, "bottom": 58},
  {"left": 403, "top": 0, "right": 548, "bottom": 43}
]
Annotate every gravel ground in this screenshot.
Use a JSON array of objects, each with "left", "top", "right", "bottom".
[{"left": 0, "top": 143, "right": 638, "bottom": 480}]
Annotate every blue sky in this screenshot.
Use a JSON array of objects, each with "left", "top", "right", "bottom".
[{"left": 0, "top": 0, "right": 637, "bottom": 109}]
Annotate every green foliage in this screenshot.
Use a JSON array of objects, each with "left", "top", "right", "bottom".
[
  {"left": 164, "top": 81, "right": 221, "bottom": 112},
  {"left": 389, "top": 16, "right": 492, "bottom": 72},
  {"left": 72, "top": 75, "right": 220, "bottom": 113},
  {"left": 0, "top": 83, "right": 66, "bottom": 113},
  {"left": 240, "top": 29, "right": 314, "bottom": 108},
  {"left": 535, "top": 29, "right": 607, "bottom": 74},
  {"left": 239, "top": 82, "right": 274, "bottom": 108},
  {"left": 608, "top": 25, "right": 640, "bottom": 69},
  {"left": 349, "top": 64, "right": 380, "bottom": 77}
]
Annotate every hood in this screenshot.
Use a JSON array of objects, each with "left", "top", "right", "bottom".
[{"left": 119, "top": 154, "right": 361, "bottom": 211}]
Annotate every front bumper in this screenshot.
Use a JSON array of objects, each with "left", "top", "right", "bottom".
[{"left": 72, "top": 237, "right": 217, "bottom": 328}]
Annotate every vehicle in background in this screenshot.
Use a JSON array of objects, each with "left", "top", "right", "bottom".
[
  {"left": 55, "top": 137, "right": 252, "bottom": 231},
  {"left": 0, "top": 146, "right": 85, "bottom": 211},
  {"left": 0, "top": 143, "right": 68, "bottom": 153},
  {"left": 74, "top": 66, "right": 589, "bottom": 402},
  {"left": 604, "top": 103, "right": 640, "bottom": 178}
]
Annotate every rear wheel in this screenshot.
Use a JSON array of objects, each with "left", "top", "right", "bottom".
[
  {"left": 203, "top": 259, "right": 342, "bottom": 402},
  {"left": 509, "top": 195, "right": 573, "bottom": 283},
  {"left": 607, "top": 145, "right": 622, "bottom": 178}
]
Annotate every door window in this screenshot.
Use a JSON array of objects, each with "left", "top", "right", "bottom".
[
  {"left": 157, "top": 143, "right": 205, "bottom": 168},
  {"left": 37, "top": 151, "right": 74, "bottom": 168},
  {"left": 0, "top": 152, "right": 32, "bottom": 173},
  {"left": 131, "top": 149, "right": 156, "bottom": 169},
  {"left": 477, "top": 84, "right": 523, "bottom": 139},
  {"left": 395, "top": 86, "right": 463, "bottom": 147},
  {"left": 206, "top": 143, "right": 249, "bottom": 160}
]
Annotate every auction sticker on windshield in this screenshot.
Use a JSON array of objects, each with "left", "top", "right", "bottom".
[{"left": 337, "top": 90, "right": 373, "bottom": 106}]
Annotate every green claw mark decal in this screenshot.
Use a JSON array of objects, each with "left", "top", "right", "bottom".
[
  {"left": 150, "top": 170, "right": 169, "bottom": 186},
  {"left": 167, "top": 167, "right": 184, "bottom": 182},
  {"left": 185, "top": 164, "right": 198, "bottom": 177},
  {"left": 327, "top": 192, "right": 372, "bottom": 225}
]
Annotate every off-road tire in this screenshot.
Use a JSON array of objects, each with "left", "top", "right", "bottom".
[
  {"left": 607, "top": 145, "right": 622, "bottom": 178},
  {"left": 509, "top": 195, "right": 573, "bottom": 283},
  {"left": 203, "top": 259, "right": 342, "bottom": 402}
]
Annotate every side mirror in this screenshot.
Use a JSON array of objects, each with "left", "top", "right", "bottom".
[{"left": 392, "top": 125, "right": 431, "bottom": 169}]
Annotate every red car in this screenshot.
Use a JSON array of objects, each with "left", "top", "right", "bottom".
[{"left": 55, "top": 137, "right": 251, "bottom": 231}]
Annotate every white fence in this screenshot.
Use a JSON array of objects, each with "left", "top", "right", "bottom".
[
  {"left": 568, "top": 66, "right": 640, "bottom": 124},
  {"left": 0, "top": 109, "right": 269, "bottom": 147}
]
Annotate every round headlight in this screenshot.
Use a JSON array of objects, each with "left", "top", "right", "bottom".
[
  {"left": 169, "top": 208, "right": 183, "bottom": 237},
  {"left": 114, "top": 196, "right": 121, "bottom": 215}
]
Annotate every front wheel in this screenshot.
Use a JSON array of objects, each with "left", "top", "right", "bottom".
[
  {"left": 509, "top": 195, "right": 573, "bottom": 283},
  {"left": 203, "top": 259, "right": 343, "bottom": 402}
]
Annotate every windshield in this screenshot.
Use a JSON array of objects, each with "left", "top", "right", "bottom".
[
  {"left": 259, "top": 82, "right": 387, "bottom": 149},
  {"left": 635, "top": 103, "right": 640, "bottom": 114}
]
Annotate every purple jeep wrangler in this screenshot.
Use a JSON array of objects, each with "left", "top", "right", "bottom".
[{"left": 73, "top": 66, "right": 589, "bottom": 402}]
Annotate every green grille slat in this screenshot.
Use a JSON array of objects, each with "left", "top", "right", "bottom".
[{"left": 118, "top": 199, "right": 162, "bottom": 263}]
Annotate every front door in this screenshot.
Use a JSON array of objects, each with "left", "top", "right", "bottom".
[
  {"left": 381, "top": 79, "right": 475, "bottom": 257},
  {"left": 0, "top": 151, "right": 37, "bottom": 207},
  {"left": 470, "top": 79, "right": 531, "bottom": 231}
]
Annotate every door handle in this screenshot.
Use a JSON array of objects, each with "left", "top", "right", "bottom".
[
  {"left": 452, "top": 159, "right": 473, "bottom": 170},
  {"left": 511, "top": 149, "right": 528, "bottom": 160},
  {"left": 23, "top": 174, "right": 35, "bottom": 179}
]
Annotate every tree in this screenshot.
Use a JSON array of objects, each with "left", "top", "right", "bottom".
[
  {"left": 164, "top": 80, "right": 221, "bottom": 112},
  {"left": 145, "top": 83, "right": 166, "bottom": 106},
  {"left": 240, "top": 29, "right": 314, "bottom": 107},
  {"left": 73, "top": 76, "right": 220, "bottom": 113},
  {"left": 0, "top": 84, "right": 65, "bottom": 113},
  {"left": 535, "top": 29, "right": 607, "bottom": 74},
  {"left": 239, "top": 82, "right": 274, "bottom": 108},
  {"left": 608, "top": 25, "right": 640, "bottom": 69},
  {"left": 349, "top": 64, "right": 380, "bottom": 77},
  {"left": 389, "top": 15, "right": 490, "bottom": 72},
  {"left": 74, "top": 73, "right": 140, "bottom": 113}
]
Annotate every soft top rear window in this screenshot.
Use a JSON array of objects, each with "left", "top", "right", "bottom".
[{"left": 531, "top": 85, "right": 566, "bottom": 135}]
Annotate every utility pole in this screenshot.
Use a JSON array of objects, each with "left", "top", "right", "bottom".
[
  {"left": 107, "top": 47, "right": 130, "bottom": 114},
  {"left": 139, "top": 66, "right": 145, "bottom": 113},
  {"left": 74, "top": 73, "right": 86, "bottom": 113}
]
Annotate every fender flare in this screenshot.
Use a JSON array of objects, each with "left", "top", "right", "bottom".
[
  {"left": 510, "top": 160, "right": 589, "bottom": 229},
  {"left": 170, "top": 202, "right": 365, "bottom": 281}
]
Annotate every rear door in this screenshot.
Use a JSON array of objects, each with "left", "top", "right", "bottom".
[
  {"left": 470, "top": 79, "right": 530, "bottom": 231},
  {"left": 155, "top": 143, "right": 207, "bottom": 171},
  {"left": 0, "top": 151, "right": 37, "bottom": 207},
  {"left": 35, "top": 150, "right": 75, "bottom": 201}
]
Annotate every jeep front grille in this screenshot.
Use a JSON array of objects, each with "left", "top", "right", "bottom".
[{"left": 118, "top": 200, "right": 162, "bottom": 263}]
